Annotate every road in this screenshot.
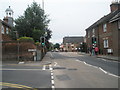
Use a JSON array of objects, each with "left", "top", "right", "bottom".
[{"left": 1, "top": 52, "right": 119, "bottom": 89}]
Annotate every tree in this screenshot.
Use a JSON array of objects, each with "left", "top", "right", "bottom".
[
  {"left": 54, "top": 43, "right": 60, "bottom": 49},
  {"left": 14, "top": 1, "right": 51, "bottom": 42}
]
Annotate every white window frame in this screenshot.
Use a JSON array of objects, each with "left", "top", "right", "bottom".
[
  {"left": 92, "top": 28, "right": 95, "bottom": 34},
  {"left": 88, "top": 31, "right": 90, "bottom": 38},
  {"left": 6, "top": 28, "right": 9, "bottom": 34},
  {"left": 103, "top": 39, "right": 109, "bottom": 48},
  {"left": 103, "top": 23, "right": 107, "bottom": 32},
  {"left": 1, "top": 26, "right": 4, "bottom": 34}
]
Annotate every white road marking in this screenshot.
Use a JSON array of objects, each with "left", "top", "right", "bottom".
[
  {"left": 51, "top": 70, "right": 53, "bottom": 73},
  {"left": 18, "top": 62, "right": 24, "bottom": 64},
  {"left": 85, "top": 63, "right": 92, "bottom": 67},
  {"left": 51, "top": 80, "right": 54, "bottom": 85},
  {"left": 108, "top": 73, "right": 119, "bottom": 78},
  {"left": 51, "top": 76, "right": 54, "bottom": 80},
  {"left": 49, "top": 64, "right": 55, "bottom": 89},
  {"left": 51, "top": 72, "right": 53, "bottom": 76},
  {"left": 54, "top": 62, "right": 57, "bottom": 66},
  {"left": 102, "top": 59, "right": 107, "bottom": 61},
  {"left": 84, "top": 61, "right": 87, "bottom": 65},
  {"left": 42, "top": 65, "right": 46, "bottom": 70},
  {"left": 49, "top": 65, "right": 53, "bottom": 70},
  {"left": 52, "top": 86, "right": 55, "bottom": 90},
  {"left": 76, "top": 59, "right": 119, "bottom": 78},
  {"left": 99, "top": 67, "right": 107, "bottom": 74},
  {"left": 76, "top": 60, "right": 83, "bottom": 63}
]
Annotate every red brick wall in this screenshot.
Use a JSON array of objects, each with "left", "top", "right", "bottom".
[{"left": 2, "top": 41, "right": 38, "bottom": 61}]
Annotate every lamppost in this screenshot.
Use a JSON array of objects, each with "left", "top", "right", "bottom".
[{"left": 42, "top": 0, "right": 44, "bottom": 10}]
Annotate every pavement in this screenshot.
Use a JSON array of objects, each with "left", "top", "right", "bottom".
[{"left": 78, "top": 52, "right": 119, "bottom": 61}]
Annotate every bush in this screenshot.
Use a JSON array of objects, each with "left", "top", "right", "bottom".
[
  {"left": 18, "top": 37, "right": 34, "bottom": 42},
  {"left": 35, "top": 42, "right": 40, "bottom": 45}
]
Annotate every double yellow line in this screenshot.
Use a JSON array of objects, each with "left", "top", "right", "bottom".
[{"left": 0, "top": 82, "right": 38, "bottom": 90}]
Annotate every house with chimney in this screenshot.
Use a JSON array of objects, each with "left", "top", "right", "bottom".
[
  {"left": 0, "top": 6, "right": 14, "bottom": 42},
  {"left": 86, "top": 1, "right": 120, "bottom": 57},
  {"left": 62, "top": 36, "right": 84, "bottom": 52}
]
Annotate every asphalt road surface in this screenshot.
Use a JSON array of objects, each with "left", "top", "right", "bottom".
[{"left": 1, "top": 52, "right": 120, "bottom": 89}]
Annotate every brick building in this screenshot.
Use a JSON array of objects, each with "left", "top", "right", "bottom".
[
  {"left": 62, "top": 36, "right": 84, "bottom": 52},
  {"left": 0, "top": 6, "right": 14, "bottom": 42},
  {"left": 86, "top": 1, "right": 120, "bottom": 57}
]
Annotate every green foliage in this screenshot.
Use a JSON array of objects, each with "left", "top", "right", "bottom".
[
  {"left": 18, "top": 37, "right": 34, "bottom": 42},
  {"left": 35, "top": 41, "right": 40, "bottom": 45},
  {"left": 32, "top": 29, "right": 44, "bottom": 41},
  {"left": 54, "top": 43, "right": 60, "bottom": 49},
  {"left": 14, "top": 1, "right": 52, "bottom": 41}
]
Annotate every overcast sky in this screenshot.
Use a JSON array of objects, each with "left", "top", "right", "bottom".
[{"left": 0, "top": 0, "right": 113, "bottom": 44}]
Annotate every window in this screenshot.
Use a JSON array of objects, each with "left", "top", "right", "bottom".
[
  {"left": 103, "top": 39, "right": 108, "bottom": 48},
  {"left": 92, "top": 29, "right": 95, "bottom": 34},
  {"left": 103, "top": 23, "right": 107, "bottom": 32},
  {"left": 6, "top": 28, "right": 9, "bottom": 34},
  {"left": 88, "top": 31, "right": 90, "bottom": 38},
  {"left": 1, "top": 26, "right": 4, "bottom": 34},
  {"left": 9, "top": 13, "right": 11, "bottom": 16}
]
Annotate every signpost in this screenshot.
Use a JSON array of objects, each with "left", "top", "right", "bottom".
[{"left": 28, "top": 49, "right": 37, "bottom": 61}]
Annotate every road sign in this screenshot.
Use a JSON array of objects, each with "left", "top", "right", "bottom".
[{"left": 28, "top": 49, "right": 36, "bottom": 52}]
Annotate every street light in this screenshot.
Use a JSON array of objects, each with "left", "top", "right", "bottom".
[{"left": 42, "top": 0, "right": 44, "bottom": 10}]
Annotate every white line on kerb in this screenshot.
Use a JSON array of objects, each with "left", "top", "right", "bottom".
[
  {"left": 76, "top": 59, "right": 119, "bottom": 78},
  {"left": 102, "top": 59, "right": 107, "bottom": 61},
  {"left": 108, "top": 73, "right": 119, "bottom": 78},
  {"left": 76, "top": 60, "right": 82, "bottom": 63},
  {"left": 42, "top": 65, "right": 46, "bottom": 70},
  {"left": 99, "top": 67, "right": 107, "bottom": 74},
  {"left": 84, "top": 62, "right": 87, "bottom": 64}
]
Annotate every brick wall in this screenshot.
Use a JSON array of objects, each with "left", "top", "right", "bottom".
[{"left": 2, "top": 41, "right": 39, "bottom": 61}]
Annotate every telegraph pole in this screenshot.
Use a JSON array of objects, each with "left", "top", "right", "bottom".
[{"left": 42, "top": 0, "right": 44, "bottom": 10}]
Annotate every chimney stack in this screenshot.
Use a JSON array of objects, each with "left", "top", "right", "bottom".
[{"left": 110, "top": 0, "right": 120, "bottom": 12}]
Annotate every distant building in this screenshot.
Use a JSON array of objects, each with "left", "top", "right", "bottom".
[
  {"left": 62, "top": 36, "right": 84, "bottom": 52},
  {"left": 85, "top": 1, "right": 120, "bottom": 57},
  {"left": 0, "top": 6, "right": 14, "bottom": 41}
]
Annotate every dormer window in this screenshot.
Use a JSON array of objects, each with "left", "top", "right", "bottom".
[{"left": 103, "top": 23, "right": 107, "bottom": 32}]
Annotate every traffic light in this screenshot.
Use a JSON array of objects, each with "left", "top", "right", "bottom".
[
  {"left": 92, "top": 37, "right": 97, "bottom": 44},
  {"left": 41, "top": 37, "right": 45, "bottom": 46}
]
